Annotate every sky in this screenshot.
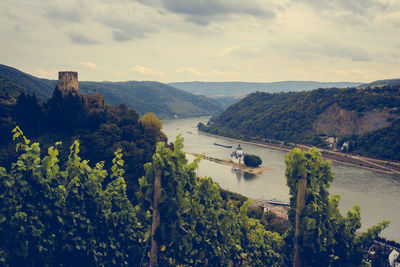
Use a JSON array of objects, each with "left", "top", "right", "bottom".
[{"left": 1, "top": 0, "right": 400, "bottom": 83}]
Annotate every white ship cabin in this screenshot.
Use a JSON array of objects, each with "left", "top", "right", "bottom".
[{"left": 231, "top": 144, "right": 244, "bottom": 164}]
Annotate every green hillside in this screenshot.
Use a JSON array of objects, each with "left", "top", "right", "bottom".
[
  {"left": 0, "top": 64, "right": 223, "bottom": 119},
  {"left": 79, "top": 80, "right": 223, "bottom": 119},
  {"left": 359, "top": 78, "right": 400, "bottom": 88},
  {"left": 170, "top": 81, "right": 362, "bottom": 107},
  {"left": 200, "top": 85, "right": 400, "bottom": 160},
  {"left": 0, "top": 65, "right": 54, "bottom": 99},
  {"left": 0, "top": 75, "right": 26, "bottom": 104}
]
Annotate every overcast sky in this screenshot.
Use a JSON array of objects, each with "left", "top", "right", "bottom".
[{"left": 1, "top": 0, "right": 400, "bottom": 83}]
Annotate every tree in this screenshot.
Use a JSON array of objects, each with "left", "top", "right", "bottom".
[
  {"left": 0, "top": 127, "right": 144, "bottom": 266},
  {"left": 14, "top": 92, "right": 43, "bottom": 135},
  {"left": 136, "top": 136, "right": 284, "bottom": 266},
  {"left": 140, "top": 113, "right": 162, "bottom": 132},
  {"left": 285, "top": 147, "right": 390, "bottom": 266},
  {"left": 244, "top": 154, "right": 262, "bottom": 167}
]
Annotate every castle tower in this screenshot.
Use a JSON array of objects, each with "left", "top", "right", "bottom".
[{"left": 58, "top": 71, "right": 79, "bottom": 96}]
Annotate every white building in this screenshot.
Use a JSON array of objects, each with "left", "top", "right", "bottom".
[
  {"left": 389, "top": 249, "right": 400, "bottom": 267},
  {"left": 341, "top": 141, "right": 349, "bottom": 151},
  {"left": 231, "top": 144, "right": 244, "bottom": 164}
]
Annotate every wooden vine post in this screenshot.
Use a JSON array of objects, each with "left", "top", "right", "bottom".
[
  {"left": 293, "top": 172, "right": 307, "bottom": 267},
  {"left": 150, "top": 169, "right": 162, "bottom": 267}
]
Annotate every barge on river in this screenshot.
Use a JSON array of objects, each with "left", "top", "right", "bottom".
[{"left": 213, "top": 142, "right": 232, "bottom": 148}]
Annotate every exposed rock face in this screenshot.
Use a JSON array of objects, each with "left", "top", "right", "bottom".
[{"left": 314, "top": 103, "right": 392, "bottom": 136}]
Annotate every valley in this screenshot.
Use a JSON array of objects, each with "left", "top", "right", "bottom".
[{"left": 163, "top": 117, "right": 400, "bottom": 242}]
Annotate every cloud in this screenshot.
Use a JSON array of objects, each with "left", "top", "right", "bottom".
[
  {"left": 222, "top": 44, "right": 263, "bottom": 58},
  {"left": 44, "top": 3, "right": 84, "bottom": 23},
  {"left": 79, "top": 61, "right": 99, "bottom": 69},
  {"left": 129, "top": 65, "right": 165, "bottom": 76},
  {"left": 111, "top": 28, "right": 149, "bottom": 42},
  {"left": 298, "top": 0, "right": 387, "bottom": 14},
  {"left": 175, "top": 67, "right": 204, "bottom": 76},
  {"left": 33, "top": 69, "right": 57, "bottom": 79},
  {"left": 175, "top": 66, "right": 238, "bottom": 78},
  {"left": 298, "top": 0, "right": 389, "bottom": 24},
  {"left": 318, "top": 42, "right": 371, "bottom": 62},
  {"left": 95, "top": 3, "right": 159, "bottom": 41},
  {"left": 270, "top": 37, "right": 371, "bottom": 62},
  {"left": 133, "top": 0, "right": 275, "bottom": 25},
  {"left": 66, "top": 31, "right": 99, "bottom": 45}
]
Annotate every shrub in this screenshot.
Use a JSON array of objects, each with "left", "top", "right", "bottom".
[{"left": 244, "top": 154, "right": 262, "bottom": 167}]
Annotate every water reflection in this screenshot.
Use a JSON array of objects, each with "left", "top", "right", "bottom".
[
  {"left": 243, "top": 172, "right": 257, "bottom": 180},
  {"left": 231, "top": 168, "right": 258, "bottom": 181}
]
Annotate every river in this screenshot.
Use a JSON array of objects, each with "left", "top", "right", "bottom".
[{"left": 162, "top": 117, "right": 400, "bottom": 242}]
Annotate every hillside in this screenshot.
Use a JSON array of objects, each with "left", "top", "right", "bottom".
[
  {"left": 79, "top": 81, "right": 223, "bottom": 119},
  {"left": 0, "top": 64, "right": 223, "bottom": 119},
  {"left": 0, "top": 75, "right": 27, "bottom": 150},
  {"left": 169, "top": 81, "right": 362, "bottom": 107},
  {"left": 0, "top": 65, "right": 54, "bottom": 100},
  {"left": 0, "top": 75, "right": 26, "bottom": 105},
  {"left": 200, "top": 85, "right": 400, "bottom": 160},
  {"left": 0, "top": 84, "right": 165, "bottom": 201},
  {"left": 359, "top": 78, "right": 400, "bottom": 88}
]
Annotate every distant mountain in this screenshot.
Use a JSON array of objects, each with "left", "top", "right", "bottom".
[
  {"left": 0, "top": 65, "right": 54, "bottom": 100},
  {"left": 78, "top": 81, "right": 223, "bottom": 119},
  {"left": 359, "top": 78, "right": 400, "bottom": 88},
  {"left": 0, "top": 64, "right": 223, "bottom": 119},
  {"left": 169, "top": 81, "right": 362, "bottom": 107},
  {"left": 200, "top": 85, "right": 400, "bottom": 160}
]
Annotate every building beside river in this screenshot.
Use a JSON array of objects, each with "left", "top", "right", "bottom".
[{"left": 231, "top": 144, "right": 244, "bottom": 164}]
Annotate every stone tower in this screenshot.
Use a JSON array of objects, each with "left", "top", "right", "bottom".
[{"left": 58, "top": 71, "right": 79, "bottom": 95}]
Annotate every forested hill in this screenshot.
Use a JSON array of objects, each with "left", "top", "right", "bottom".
[
  {"left": 79, "top": 81, "right": 223, "bottom": 119},
  {"left": 200, "top": 85, "right": 400, "bottom": 160},
  {"left": 170, "top": 81, "right": 362, "bottom": 96},
  {"left": 170, "top": 81, "right": 362, "bottom": 107},
  {"left": 359, "top": 78, "right": 400, "bottom": 88},
  {"left": 0, "top": 64, "right": 223, "bottom": 119}
]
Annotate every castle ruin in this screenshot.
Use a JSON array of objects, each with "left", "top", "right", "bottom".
[
  {"left": 57, "top": 71, "right": 104, "bottom": 112},
  {"left": 58, "top": 71, "right": 79, "bottom": 96}
]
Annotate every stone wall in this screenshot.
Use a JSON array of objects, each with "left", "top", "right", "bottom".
[
  {"left": 82, "top": 92, "right": 104, "bottom": 112},
  {"left": 58, "top": 71, "right": 79, "bottom": 95}
]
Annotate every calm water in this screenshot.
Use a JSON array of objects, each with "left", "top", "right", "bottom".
[{"left": 163, "top": 117, "right": 400, "bottom": 242}]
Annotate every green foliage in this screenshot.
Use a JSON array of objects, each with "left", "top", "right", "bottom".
[
  {"left": 45, "top": 87, "right": 87, "bottom": 133},
  {"left": 0, "top": 129, "right": 391, "bottom": 266},
  {"left": 244, "top": 154, "right": 262, "bottom": 167},
  {"left": 284, "top": 147, "right": 390, "bottom": 266},
  {"left": 202, "top": 85, "right": 400, "bottom": 160},
  {"left": 1, "top": 87, "right": 161, "bottom": 201},
  {"left": 0, "top": 127, "right": 143, "bottom": 266},
  {"left": 352, "top": 119, "right": 400, "bottom": 160},
  {"left": 247, "top": 207, "right": 289, "bottom": 235},
  {"left": 1, "top": 130, "right": 284, "bottom": 266},
  {"left": 14, "top": 92, "right": 44, "bottom": 135},
  {"left": 0, "top": 74, "right": 26, "bottom": 104},
  {"left": 140, "top": 112, "right": 162, "bottom": 133},
  {"left": 137, "top": 135, "right": 284, "bottom": 266}
]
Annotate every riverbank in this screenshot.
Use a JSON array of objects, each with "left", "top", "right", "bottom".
[
  {"left": 185, "top": 152, "right": 270, "bottom": 174},
  {"left": 199, "top": 130, "right": 400, "bottom": 176}
]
